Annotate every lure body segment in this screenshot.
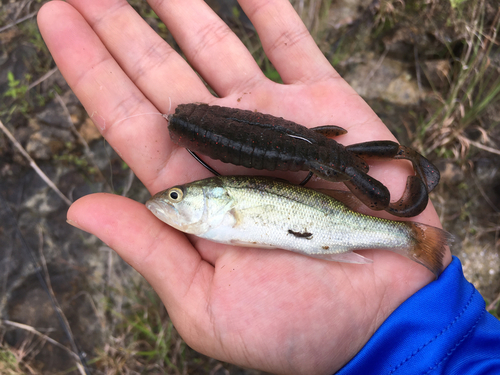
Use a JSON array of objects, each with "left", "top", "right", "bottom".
[{"left": 167, "top": 104, "right": 440, "bottom": 217}]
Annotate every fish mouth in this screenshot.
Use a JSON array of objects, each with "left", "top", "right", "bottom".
[
  {"left": 146, "top": 199, "right": 205, "bottom": 235},
  {"left": 146, "top": 200, "right": 170, "bottom": 221}
]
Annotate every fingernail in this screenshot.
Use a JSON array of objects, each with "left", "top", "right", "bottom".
[{"left": 66, "top": 219, "right": 83, "bottom": 230}]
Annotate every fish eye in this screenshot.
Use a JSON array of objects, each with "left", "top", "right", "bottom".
[{"left": 167, "top": 187, "right": 183, "bottom": 202}]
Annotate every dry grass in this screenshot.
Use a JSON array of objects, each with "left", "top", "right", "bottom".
[{"left": 421, "top": 1, "right": 500, "bottom": 160}]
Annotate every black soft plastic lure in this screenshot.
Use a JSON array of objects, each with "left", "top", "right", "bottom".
[{"left": 167, "top": 103, "right": 440, "bottom": 217}]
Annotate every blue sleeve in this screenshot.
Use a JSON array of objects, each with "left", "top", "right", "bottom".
[{"left": 336, "top": 256, "right": 500, "bottom": 374}]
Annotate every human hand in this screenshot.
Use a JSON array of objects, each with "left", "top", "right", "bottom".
[{"left": 38, "top": 0, "right": 451, "bottom": 373}]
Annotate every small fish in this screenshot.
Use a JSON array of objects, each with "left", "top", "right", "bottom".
[{"left": 146, "top": 176, "right": 452, "bottom": 276}]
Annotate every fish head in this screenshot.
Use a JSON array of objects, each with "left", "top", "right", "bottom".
[
  {"left": 146, "top": 180, "right": 235, "bottom": 236},
  {"left": 146, "top": 184, "right": 208, "bottom": 235}
]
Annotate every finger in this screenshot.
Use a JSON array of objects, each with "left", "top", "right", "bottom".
[
  {"left": 151, "top": 0, "right": 265, "bottom": 97},
  {"left": 65, "top": 0, "right": 212, "bottom": 110},
  {"left": 240, "top": 0, "right": 336, "bottom": 83},
  {"left": 37, "top": 2, "right": 201, "bottom": 192},
  {"left": 66, "top": 193, "right": 214, "bottom": 315}
]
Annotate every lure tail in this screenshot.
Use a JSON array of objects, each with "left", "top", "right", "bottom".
[{"left": 395, "top": 222, "right": 454, "bottom": 278}]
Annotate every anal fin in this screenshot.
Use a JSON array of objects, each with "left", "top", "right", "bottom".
[{"left": 307, "top": 251, "right": 373, "bottom": 264}]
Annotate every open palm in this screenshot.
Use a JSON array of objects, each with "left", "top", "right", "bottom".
[{"left": 38, "top": 0, "right": 451, "bottom": 374}]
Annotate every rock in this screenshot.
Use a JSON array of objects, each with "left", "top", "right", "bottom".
[
  {"left": 25, "top": 91, "right": 86, "bottom": 160},
  {"left": 475, "top": 157, "right": 500, "bottom": 210},
  {"left": 22, "top": 188, "right": 63, "bottom": 216},
  {"left": 436, "top": 160, "right": 465, "bottom": 185},
  {"left": 6, "top": 267, "right": 104, "bottom": 373},
  {"left": 25, "top": 125, "right": 74, "bottom": 160},
  {"left": 36, "top": 91, "right": 82, "bottom": 129},
  {"left": 422, "top": 59, "right": 451, "bottom": 90},
  {"left": 460, "top": 242, "right": 500, "bottom": 306},
  {"left": 343, "top": 53, "right": 424, "bottom": 105},
  {"left": 40, "top": 68, "right": 71, "bottom": 93},
  {"left": 79, "top": 117, "right": 102, "bottom": 143},
  {"left": 327, "top": 0, "right": 372, "bottom": 29}
]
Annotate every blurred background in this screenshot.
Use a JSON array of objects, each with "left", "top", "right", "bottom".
[{"left": 0, "top": 0, "right": 499, "bottom": 373}]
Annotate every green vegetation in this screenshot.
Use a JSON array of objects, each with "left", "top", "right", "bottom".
[
  {"left": 262, "top": 57, "right": 282, "bottom": 83},
  {"left": 53, "top": 152, "right": 98, "bottom": 175},
  {"left": 0, "top": 345, "right": 26, "bottom": 375},
  {"left": 4, "top": 72, "right": 29, "bottom": 101},
  {"left": 0, "top": 7, "right": 54, "bottom": 121},
  {"left": 84, "top": 280, "right": 224, "bottom": 374},
  {"left": 93, "top": 285, "right": 186, "bottom": 372},
  {"left": 3, "top": 72, "right": 30, "bottom": 115},
  {"left": 419, "top": 1, "right": 500, "bottom": 160}
]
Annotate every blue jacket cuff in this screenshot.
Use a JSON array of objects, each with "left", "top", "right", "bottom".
[{"left": 336, "top": 256, "right": 500, "bottom": 374}]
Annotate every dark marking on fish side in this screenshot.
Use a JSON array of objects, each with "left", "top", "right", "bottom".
[{"left": 288, "top": 229, "right": 313, "bottom": 239}]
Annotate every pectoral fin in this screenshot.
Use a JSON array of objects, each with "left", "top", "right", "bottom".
[
  {"left": 229, "top": 205, "right": 275, "bottom": 227},
  {"left": 229, "top": 239, "right": 276, "bottom": 248}
]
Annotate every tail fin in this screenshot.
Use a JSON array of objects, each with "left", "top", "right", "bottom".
[{"left": 400, "top": 222, "right": 454, "bottom": 278}]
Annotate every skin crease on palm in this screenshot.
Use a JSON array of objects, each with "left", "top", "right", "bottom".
[{"left": 37, "top": 0, "right": 452, "bottom": 374}]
